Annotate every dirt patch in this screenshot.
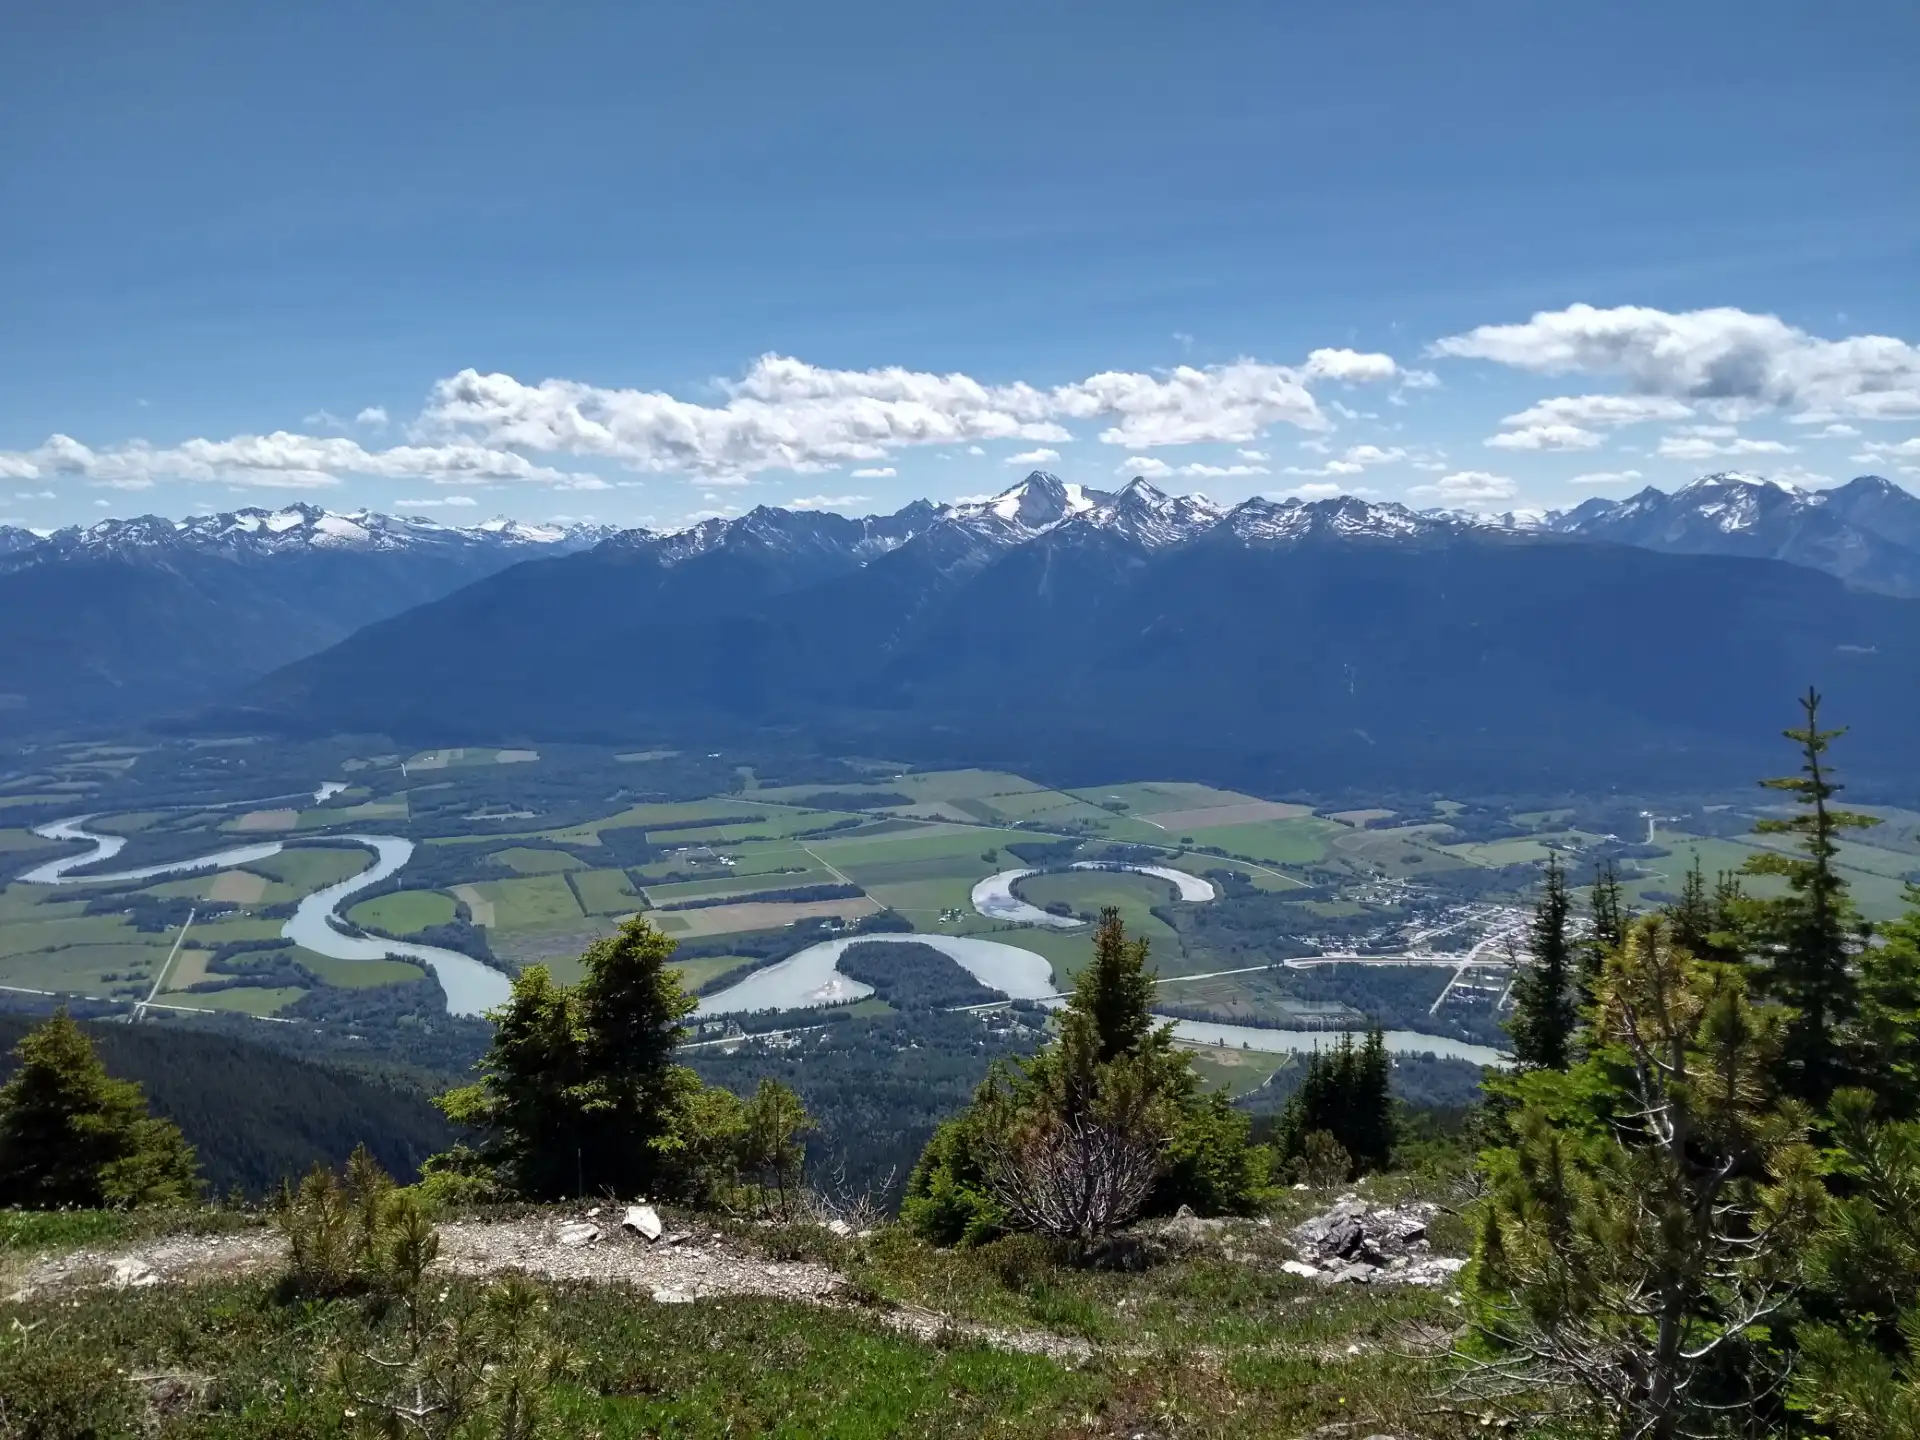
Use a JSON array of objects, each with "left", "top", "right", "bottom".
[
  {"left": 1142, "top": 800, "right": 1313, "bottom": 831},
  {"left": 650, "top": 896, "right": 878, "bottom": 939},
  {"left": 451, "top": 884, "right": 496, "bottom": 926},
  {"left": 164, "top": 948, "right": 211, "bottom": 990},
  {"left": 231, "top": 809, "right": 299, "bottom": 833},
  {"left": 207, "top": 870, "right": 268, "bottom": 903}
]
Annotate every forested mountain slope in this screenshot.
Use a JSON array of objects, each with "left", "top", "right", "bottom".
[{"left": 0, "top": 1014, "right": 456, "bottom": 1194}]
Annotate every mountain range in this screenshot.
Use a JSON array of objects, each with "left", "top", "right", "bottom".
[
  {"left": 1545, "top": 473, "right": 1920, "bottom": 597},
  {"left": 0, "top": 504, "right": 610, "bottom": 734},
  {"left": 231, "top": 473, "right": 1920, "bottom": 795}
]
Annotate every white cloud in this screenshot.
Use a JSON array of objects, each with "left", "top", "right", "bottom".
[
  {"left": 1855, "top": 437, "right": 1920, "bottom": 461},
  {"left": 420, "top": 349, "right": 1408, "bottom": 477},
  {"left": 0, "top": 431, "right": 592, "bottom": 491},
  {"left": 1118, "top": 455, "right": 1267, "bottom": 478},
  {"left": 1568, "top": 469, "right": 1645, "bottom": 486},
  {"left": 966, "top": 445, "right": 985, "bottom": 455},
  {"left": 15, "top": 489, "right": 57, "bottom": 500},
  {"left": 302, "top": 410, "right": 348, "bottom": 429},
  {"left": 1004, "top": 448, "right": 1062, "bottom": 466},
  {"left": 1485, "top": 423, "right": 1604, "bottom": 451},
  {"left": 1303, "top": 348, "right": 1401, "bottom": 383},
  {"left": 394, "top": 495, "right": 479, "bottom": 507},
  {"left": 1412, "top": 470, "right": 1518, "bottom": 504},
  {"left": 1396, "top": 369, "right": 1441, "bottom": 391},
  {"left": 850, "top": 466, "right": 897, "bottom": 478},
  {"left": 356, "top": 406, "right": 390, "bottom": 427},
  {"left": 1433, "top": 303, "right": 1920, "bottom": 420},
  {"left": 1236, "top": 448, "right": 1269, "bottom": 461},
  {"left": 788, "top": 494, "right": 870, "bottom": 510},
  {"left": 1655, "top": 433, "right": 1796, "bottom": 460},
  {"left": 1807, "top": 421, "right": 1860, "bottom": 438},
  {"left": 1500, "top": 394, "right": 1692, "bottom": 429},
  {"left": 1281, "top": 443, "right": 1416, "bottom": 477}
]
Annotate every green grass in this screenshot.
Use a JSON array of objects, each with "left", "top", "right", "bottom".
[
  {"left": 242, "top": 847, "right": 372, "bottom": 892},
  {"left": 0, "top": 1208, "right": 129, "bottom": 1254},
  {"left": 492, "top": 846, "right": 588, "bottom": 875},
  {"left": 0, "top": 827, "right": 62, "bottom": 852},
  {"left": 346, "top": 889, "right": 456, "bottom": 934},
  {"left": 1187, "top": 818, "right": 1340, "bottom": 868},
  {"left": 886, "top": 768, "right": 1047, "bottom": 802},
  {"left": 1065, "top": 780, "right": 1259, "bottom": 814},
  {"left": 296, "top": 799, "right": 407, "bottom": 829},
  {"left": 466, "top": 874, "right": 585, "bottom": 931},
  {"left": 173, "top": 985, "right": 308, "bottom": 1015},
  {"left": 0, "top": 1209, "right": 1491, "bottom": 1440},
  {"left": 667, "top": 953, "right": 759, "bottom": 990},
  {"left": 571, "top": 867, "right": 645, "bottom": 915},
  {"left": 301, "top": 954, "right": 425, "bottom": 988}
]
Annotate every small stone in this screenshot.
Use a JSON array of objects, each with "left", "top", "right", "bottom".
[
  {"left": 826, "top": 1218, "right": 852, "bottom": 1238},
  {"left": 110, "top": 1259, "right": 157, "bottom": 1288},
  {"left": 556, "top": 1222, "right": 599, "bottom": 1247},
  {"left": 622, "top": 1205, "right": 663, "bottom": 1241},
  {"left": 1281, "top": 1260, "right": 1322, "bottom": 1279},
  {"left": 651, "top": 1287, "right": 694, "bottom": 1304}
]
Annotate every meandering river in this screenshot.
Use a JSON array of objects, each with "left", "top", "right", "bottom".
[
  {"left": 21, "top": 813, "right": 1508, "bottom": 1061},
  {"left": 693, "top": 931, "right": 1508, "bottom": 1064},
  {"left": 23, "top": 818, "right": 511, "bottom": 1017}
]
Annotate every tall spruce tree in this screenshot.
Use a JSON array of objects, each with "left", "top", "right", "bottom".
[
  {"left": 1744, "top": 687, "right": 1879, "bottom": 1107},
  {"left": 1667, "top": 860, "right": 1744, "bottom": 967},
  {"left": 1276, "top": 1025, "right": 1395, "bottom": 1176},
  {"left": 1509, "top": 853, "right": 1577, "bottom": 1070},
  {"left": 438, "top": 916, "right": 709, "bottom": 1199},
  {"left": 1075, "top": 907, "right": 1157, "bottom": 1062},
  {"left": 1579, "top": 857, "right": 1629, "bottom": 1007},
  {"left": 0, "top": 1009, "right": 200, "bottom": 1207}
]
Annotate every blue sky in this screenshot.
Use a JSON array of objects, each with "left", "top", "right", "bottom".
[{"left": 4, "top": 0, "right": 1916, "bottom": 531}]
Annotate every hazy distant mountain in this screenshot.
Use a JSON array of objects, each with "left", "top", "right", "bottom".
[
  {"left": 0, "top": 504, "right": 612, "bottom": 734},
  {"left": 1547, "top": 473, "right": 1920, "bottom": 596},
  {"left": 239, "top": 474, "right": 1920, "bottom": 794}
]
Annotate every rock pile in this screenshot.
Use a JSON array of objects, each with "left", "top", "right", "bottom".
[{"left": 1286, "top": 1196, "right": 1467, "bottom": 1286}]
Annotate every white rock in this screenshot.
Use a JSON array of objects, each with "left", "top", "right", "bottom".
[
  {"left": 826, "top": 1218, "right": 852, "bottom": 1238},
  {"left": 110, "top": 1259, "right": 157, "bottom": 1288},
  {"left": 651, "top": 1287, "right": 694, "bottom": 1304},
  {"left": 557, "top": 1222, "right": 599, "bottom": 1247},
  {"left": 1281, "top": 1260, "right": 1323, "bottom": 1279},
  {"left": 622, "top": 1204, "right": 663, "bottom": 1241}
]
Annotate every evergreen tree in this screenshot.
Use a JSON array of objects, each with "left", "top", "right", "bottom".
[
  {"left": 1275, "top": 1026, "right": 1395, "bottom": 1177},
  {"left": 1467, "top": 918, "right": 1826, "bottom": 1440},
  {"left": 1508, "top": 853, "right": 1577, "bottom": 1070},
  {"left": 438, "top": 916, "right": 752, "bottom": 1200},
  {"left": 1743, "top": 687, "right": 1879, "bottom": 1107},
  {"left": 1855, "top": 888, "right": 1920, "bottom": 1122},
  {"left": 1666, "top": 860, "right": 1745, "bottom": 968},
  {"left": 1074, "top": 907, "right": 1157, "bottom": 1062},
  {"left": 905, "top": 914, "right": 1269, "bottom": 1244},
  {"left": 1580, "top": 857, "right": 1628, "bottom": 1006},
  {"left": 0, "top": 1009, "right": 200, "bottom": 1208}
]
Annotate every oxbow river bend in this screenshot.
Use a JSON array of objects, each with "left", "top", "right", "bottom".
[{"left": 24, "top": 819, "right": 512, "bottom": 1017}]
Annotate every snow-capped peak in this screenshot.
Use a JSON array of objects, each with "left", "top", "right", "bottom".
[
  {"left": 947, "top": 471, "right": 1110, "bottom": 535},
  {"left": 1070, "top": 475, "right": 1227, "bottom": 547}
]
